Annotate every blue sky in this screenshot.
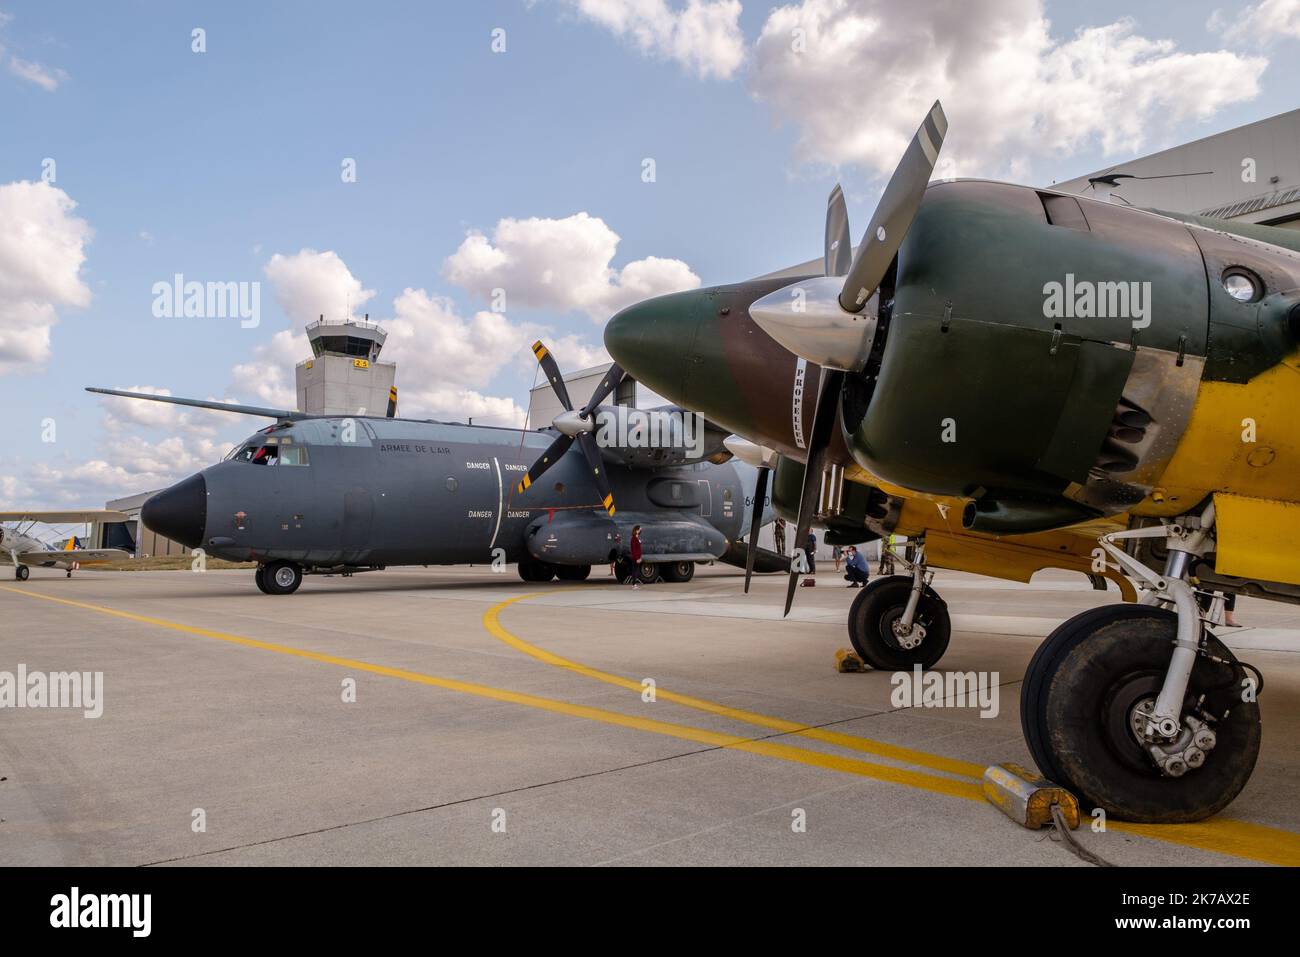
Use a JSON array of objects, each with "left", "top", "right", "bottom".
[{"left": 2, "top": 0, "right": 1298, "bottom": 508}]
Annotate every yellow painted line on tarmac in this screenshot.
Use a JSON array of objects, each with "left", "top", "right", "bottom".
[
  {"left": 0, "top": 586, "right": 981, "bottom": 802},
  {"left": 9, "top": 585, "right": 1300, "bottom": 865},
  {"left": 485, "top": 591, "right": 1300, "bottom": 867},
  {"left": 486, "top": 592, "right": 986, "bottom": 779}
]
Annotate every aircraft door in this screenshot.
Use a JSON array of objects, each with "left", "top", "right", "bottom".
[
  {"left": 696, "top": 479, "right": 712, "bottom": 517},
  {"left": 342, "top": 488, "right": 373, "bottom": 563}
]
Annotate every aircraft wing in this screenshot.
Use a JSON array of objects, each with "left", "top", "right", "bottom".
[
  {"left": 19, "top": 548, "right": 130, "bottom": 564},
  {"left": 0, "top": 510, "right": 131, "bottom": 523},
  {"left": 86, "top": 387, "right": 302, "bottom": 421}
]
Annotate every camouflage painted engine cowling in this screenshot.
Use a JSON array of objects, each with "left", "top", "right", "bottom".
[{"left": 843, "top": 180, "right": 1216, "bottom": 530}]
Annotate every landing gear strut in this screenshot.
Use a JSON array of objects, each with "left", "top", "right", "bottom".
[
  {"left": 1021, "top": 503, "right": 1262, "bottom": 822},
  {"left": 847, "top": 543, "right": 950, "bottom": 670}
]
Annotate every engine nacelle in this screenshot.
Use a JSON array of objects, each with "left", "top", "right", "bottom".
[{"left": 842, "top": 180, "right": 1300, "bottom": 532}]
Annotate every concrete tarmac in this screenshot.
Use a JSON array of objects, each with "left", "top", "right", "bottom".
[{"left": 2, "top": 563, "right": 1298, "bottom": 866}]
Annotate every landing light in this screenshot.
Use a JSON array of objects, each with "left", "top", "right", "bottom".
[{"left": 1222, "top": 269, "right": 1261, "bottom": 303}]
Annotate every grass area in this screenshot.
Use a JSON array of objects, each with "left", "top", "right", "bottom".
[{"left": 90, "top": 556, "right": 258, "bottom": 572}]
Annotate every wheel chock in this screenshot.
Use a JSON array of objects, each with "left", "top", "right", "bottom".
[
  {"left": 981, "top": 763, "right": 1080, "bottom": 830},
  {"left": 835, "top": 648, "right": 868, "bottom": 672}
]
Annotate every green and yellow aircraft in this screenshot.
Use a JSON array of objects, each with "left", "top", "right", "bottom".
[{"left": 604, "top": 102, "right": 1300, "bottom": 823}]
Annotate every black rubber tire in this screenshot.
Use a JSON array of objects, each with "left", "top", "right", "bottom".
[
  {"left": 254, "top": 565, "right": 271, "bottom": 594},
  {"left": 555, "top": 564, "right": 591, "bottom": 582},
  {"left": 262, "top": 560, "right": 303, "bottom": 595},
  {"left": 636, "top": 561, "right": 659, "bottom": 582},
  {"left": 1021, "top": 604, "right": 1261, "bottom": 823},
  {"left": 517, "top": 560, "right": 555, "bottom": 583},
  {"left": 847, "top": 575, "right": 950, "bottom": 670},
  {"left": 660, "top": 560, "right": 695, "bottom": 583},
  {"left": 15, "top": 565, "right": 30, "bottom": 581}
]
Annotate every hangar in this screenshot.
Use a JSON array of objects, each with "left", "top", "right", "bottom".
[{"left": 1052, "top": 107, "right": 1300, "bottom": 229}]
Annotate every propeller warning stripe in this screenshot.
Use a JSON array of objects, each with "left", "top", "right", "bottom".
[{"left": 531, "top": 339, "right": 573, "bottom": 412}]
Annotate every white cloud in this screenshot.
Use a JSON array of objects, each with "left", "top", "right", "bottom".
[
  {"left": 751, "top": 1, "right": 1268, "bottom": 179},
  {"left": 230, "top": 328, "right": 306, "bottom": 410},
  {"left": 0, "top": 434, "right": 235, "bottom": 510},
  {"left": 263, "top": 248, "right": 375, "bottom": 325},
  {"left": 0, "top": 180, "right": 92, "bottom": 373},
  {"left": 8, "top": 56, "right": 67, "bottom": 91},
  {"left": 444, "top": 212, "right": 699, "bottom": 321},
  {"left": 1210, "top": 0, "right": 1300, "bottom": 44},
  {"left": 560, "top": 0, "right": 745, "bottom": 79},
  {"left": 242, "top": 249, "right": 577, "bottom": 426},
  {"left": 97, "top": 385, "right": 244, "bottom": 435}
]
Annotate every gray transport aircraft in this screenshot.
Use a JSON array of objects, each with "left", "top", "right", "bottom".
[{"left": 89, "top": 343, "right": 784, "bottom": 595}]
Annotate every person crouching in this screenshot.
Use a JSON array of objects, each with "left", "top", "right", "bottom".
[{"left": 843, "top": 545, "right": 870, "bottom": 588}]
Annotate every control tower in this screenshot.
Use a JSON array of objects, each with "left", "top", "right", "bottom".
[{"left": 295, "top": 314, "right": 398, "bottom": 416}]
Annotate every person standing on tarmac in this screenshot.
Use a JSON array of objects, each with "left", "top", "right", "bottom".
[
  {"left": 629, "top": 525, "right": 644, "bottom": 589},
  {"left": 804, "top": 530, "right": 817, "bottom": 575}
]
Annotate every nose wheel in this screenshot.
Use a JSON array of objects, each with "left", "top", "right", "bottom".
[
  {"left": 256, "top": 561, "right": 303, "bottom": 595},
  {"left": 1021, "top": 603, "right": 1260, "bottom": 823},
  {"left": 847, "top": 574, "right": 951, "bottom": 670}
]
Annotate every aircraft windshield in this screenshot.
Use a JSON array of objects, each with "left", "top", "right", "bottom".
[{"left": 227, "top": 434, "right": 310, "bottom": 466}]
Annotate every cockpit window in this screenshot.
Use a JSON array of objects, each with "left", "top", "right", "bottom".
[{"left": 228, "top": 436, "right": 310, "bottom": 466}]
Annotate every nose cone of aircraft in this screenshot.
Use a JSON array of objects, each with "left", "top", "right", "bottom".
[
  {"left": 605, "top": 276, "right": 819, "bottom": 445},
  {"left": 604, "top": 289, "right": 710, "bottom": 406},
  {"left": 141, "top": 473, "right": 207, "bottom": 549}
]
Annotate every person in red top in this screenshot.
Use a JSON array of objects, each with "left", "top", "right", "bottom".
[{"left": 630, "top": 525, "right": 643, "bottom": 588}]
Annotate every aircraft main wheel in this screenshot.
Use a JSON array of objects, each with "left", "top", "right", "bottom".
[
  {"left": 254, "top": 565, "right": 271, "bottom": 594},
  {"left": 263, "top": 560, "right": 303, "bottom": 595},
  {"left": 1021, "top": 604, "right": 1261, "bottom": 823},
  {"left": 15, "top": 565, "right": 30, "bottom": 581},
  {"left": 555, "top": 564, "right": 591, "bottom": 582},
  {"left": 636, "top": 561, "right": 658, "bottom": 582},
  {"left": 847, "top": 575, "right": 950, "bottom": 670},
  {"left": 613, "top": 558, "right": 633, "bottom": 582},
  {"left": 660, "top": 560, "right": 695, "bottom": 583},
  {"left": 517, "top": 559, "right": 555, "bottom": 583}
]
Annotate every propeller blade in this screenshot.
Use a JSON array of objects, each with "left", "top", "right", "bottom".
[
  {"left": 579, "top": 363, "right": 626, "bottom": 419},
  {"left": 824, "top": 184, "right": 852, "bottom": 278},
  {"left": 839, "top": 101, "right": 947, "bottom": 313},
  {"left": 577, "top": 432, "right": 617, "bottom": 517},
  {"left": 744, "top": 466, "right": 770, "bottom": 594},
  {"left": 531, "top": 340, "right": 573, "bottom": 412},
  {"left": 783, "top": 369, "right": 845, "bottom": 617},
  {"left": 386, "top": 385, "right": 398, "bottom": 418},
  {"left": 515, "top": 431, "right": 575, "bottom": 494}
]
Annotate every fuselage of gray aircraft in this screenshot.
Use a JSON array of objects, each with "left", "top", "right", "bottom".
[{"left": 142, "top": 414, "right": 767, "bottom": 574}]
